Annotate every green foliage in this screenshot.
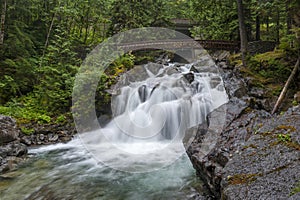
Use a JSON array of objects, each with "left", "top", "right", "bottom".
[
  {"left": 0, "top": 102, "right": 51, "bottom": 124},
  {"left": 188, "top": 0, "right": 239, "bottom": 40},
  {"left": 292, "top": 100, "right": 298, "bottom": 106},
  {"left": 55, "top": 115, "right": 67, "bottom": 123},
  {"left": 20, "top": 127, "right": 35, "bottom": 135},
  {"left": 277, "top": 133, "right": 291, "bottom": 143},
  {"left": 108, "top": 0, "right": 172, "bottom": 35},
  {"left": 290, "top": 180, "right": 300, "bottom": 196},
  {"left": 107, "top": 53, "right": 135, "bottom": 76}
]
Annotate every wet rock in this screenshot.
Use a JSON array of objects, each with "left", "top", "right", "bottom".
[
  {"left": 49, "top": 134, "right": 59, "bottom": 142},
  {"left": 60, "top": 136, "right": 72, "bottom": 143},
  {"left": 5, "top": 157, "right": 22, "bottom": 172},
  {"left": 190, "top": 65, "right": 199, "bottom": 73},
  {"left": 0, "top": 115, "right": 19, "bottom": 145},
  {"left": 184, "top": 72, "right": 195, "bottom": 84},
  {"left": 249, "top": 87, "right": 266, "bottom": 99},
  {"left": 138, "top": 85, "right": 148, "bottom": 103},
  {"left": 21, "top": 136, "right": 32, "bottom": 146},
  {"left": 294, "top": 91, "right": 300, "bottom": 102},
  {"left": 212, "top": 51, "right": 230, "bottom": 63},
  {"left": 210, "top": 76, "right": 221, "bottom": 89},
  {"left": 98, "top": 115, "right": 111, "bottom": 127},
  {"left": 165, "top": 67, "right": 178, "bottom": 75},
  {"left": 253, "top": 98, "right": 273, "bottom": 111},
  {"left": 39, "top": 134, "right": 45, "bottom": 141},
  {"left": 0, "top": 115, "right": 27, "bottom": 174},
  {"left": 0, "top": 142, "right": 27, "bottom": 173}
]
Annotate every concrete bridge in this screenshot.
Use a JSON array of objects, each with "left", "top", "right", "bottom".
[{"left": 117, "top": 39, "right": 240, "bottom": 52}]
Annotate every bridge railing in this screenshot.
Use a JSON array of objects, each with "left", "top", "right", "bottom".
[
  {"left": 115, "top": 39, "right": 276, "bottom": 53},
  {"left": 196, "top": 40, "right": 240, "bottom": 51}
]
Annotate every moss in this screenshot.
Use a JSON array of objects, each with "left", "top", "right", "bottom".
[
  {"left": 228, "top": 53, "right": 242, "bottom": 66},
  {"left": 277, "top": 133, "right": 291, "bottom": 143},
  {"left": 238, "top": 49, "right": 297, "bottom": 110},
  {"left": 268, "top": 134, "right": 300, "bottom": 151},
  {"left": 239, "top": 66, "right": 272, "bottom": 86},
  {"left": 253, "top": 50, "right": 285, "bottom": 63},
  {"left": 290, "top": 180, "right": 300, "bottom": 196},
  {"left": 243, "top": 107, "right": 253, "bottom": 114},
  {"left": 263, "top": 84, "right": 281, "bottom": 97},
  {"left": 286, "top": 142, "right": 300, "bottom": 151},
  {"left": 242, "top": 143, "right": 258, "bottom": 150},
  {"left": 248, "top": 152, "right": 257, "bottom": 156},
  {"left": 275, "top": 125, "right": 296, "bottom": 132},
  {"left": 270, "top": 140, "right": 280, "bottom": 147},
  {"left": 260, "top": 131, "right": 273, "bottom": 137},
  {"left": 266, "top": 165, "right": 288, "bottom": 175},
  {"left": 228, "top": 173, "right": 259, "bottom": 185}
]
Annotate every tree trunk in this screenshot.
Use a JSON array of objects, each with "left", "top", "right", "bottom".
[
  {"left": 39, "top": 11, "right": 56, "bottom": 68},
  {"left": 84, "top": 4, "right": 90, "bottom": 44},
  {"left": 272, "top": 58, "right": 300, "bottom": 114},
  {"left": 0, "top": 0, "right": 7, "bottom": 45},
  {"left": 276, "top": 6, "right": 280, "bottom": 43},
  {"left": 255, "top": 14, "right": 260, "bottom": 41},
  {"left": 266, "top": 16, "right": 269, "bottom": 34},
  {"left": 237, "top": 0, "right": 248, "bottom": 66},
  {"left": 286, "top": 0, "right": 292, "bottom": 34},
  {"left": 42, "top": 13, "right": 56, "bottom": 57}
]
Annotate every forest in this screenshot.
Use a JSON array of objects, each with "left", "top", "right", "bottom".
[{"left": 0, "top": 0, "right": 299, "bottom": 125}]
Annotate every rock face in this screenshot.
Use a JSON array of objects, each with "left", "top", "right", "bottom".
[
  {"left": 186, "top": 57, "right": 300, "bottom": 199},
  {"left": 0, "top": 115, "right": 27, "bottom": 173},
  {"left": 221, "top": 106, "right": 300, "bottom": 199}
]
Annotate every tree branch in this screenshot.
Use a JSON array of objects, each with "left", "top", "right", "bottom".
[{"left": 272, "top": 57, "right": 300, "bottom": 114}]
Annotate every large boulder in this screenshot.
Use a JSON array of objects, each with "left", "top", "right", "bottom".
[
  {"left": 187, "top": 99, "right": 270, "bottom": 198},
  {"left": 0, "top": 115, "right": 27, "bottom": 174},
  {"left": 0, "top": 115, "right": 19, "bottom": 144},
  {"left": 186, "top": 61, "right": 300, "bottom": 199}
]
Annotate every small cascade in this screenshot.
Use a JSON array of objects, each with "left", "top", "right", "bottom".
[{"left": 79, "top": 62, "right": 228, "bottom": 172}]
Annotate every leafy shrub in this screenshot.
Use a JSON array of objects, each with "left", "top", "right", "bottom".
[
  {"left": 20, "top": 127, "right": 35, "bottom": 135},
  {"left": 55, "top": 115, "right": 67, "bottom": 123}
]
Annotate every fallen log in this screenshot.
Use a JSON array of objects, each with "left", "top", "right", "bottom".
[{"left": 272, "top": 57, "right": 300, "bottom": 114}]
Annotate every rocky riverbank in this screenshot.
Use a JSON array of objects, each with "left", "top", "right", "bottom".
[
  {"left": 186, "top": 54, "right": 300, "bottom": 199},
  {"left": 0, "top": 116, "right": 76, "bottom": 174},
  {"left": 19, "top": 120, "right": 76, "bottom": 146}
]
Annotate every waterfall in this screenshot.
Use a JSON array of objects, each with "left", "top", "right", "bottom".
[{"left": 78, "top": 62, "right": 228, "bottom": 172}]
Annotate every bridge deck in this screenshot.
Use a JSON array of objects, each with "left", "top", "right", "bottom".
[
  {"left": 116, "top": 39, "right": 276, "bottom": 54},
  {"left": 116, "top": 39, "right": 240, "bottom": 51}
]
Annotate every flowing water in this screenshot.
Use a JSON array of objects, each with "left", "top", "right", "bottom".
[
  {"left": 0, "top": 142, "right": 204, "bottom": 200},
  {"left": 0, "top": 61, "right": 228, "bottom": 199}
]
